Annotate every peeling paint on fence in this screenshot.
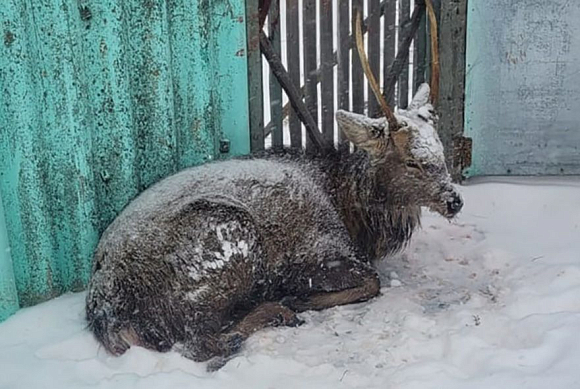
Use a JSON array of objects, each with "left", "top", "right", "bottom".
[
  {"left": 465, "top": 0, "right": 580, "bottom": 176},
  {"left": 0, "top": 0, "right": 250, "bottom": 320}
]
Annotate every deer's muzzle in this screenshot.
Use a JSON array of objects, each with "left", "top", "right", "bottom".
[{"left": 446, "top": 194, "right": 463, "bottom": 217}]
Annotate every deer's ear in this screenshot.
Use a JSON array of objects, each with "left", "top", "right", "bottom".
[
  {"left": 342, "top": 124, "right": 388, "bottom": 157},
  {"left": 336, "top": 110, "right": 389, "bottom": 157},
  {"left": 391, "top": 127, "right": 411, "bottom": 156},
  {"left": 408, "top": 83, "right": 430, "bottom": 110},
  {"left": 341, "top": 120, "right": 384, "bottom": 143}
]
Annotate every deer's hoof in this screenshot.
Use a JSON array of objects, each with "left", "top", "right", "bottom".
[
  {"left": 286, "top": 315, "right": 305, "bottom": 327},
  {"left": 221, "top": 332, "right": 244, "bottom": 354}
]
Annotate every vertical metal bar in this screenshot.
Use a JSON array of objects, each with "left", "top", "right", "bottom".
[
  {"left": 397, "top": 0, "right": 410, "bottom": 108},
  {"left": 286, "top": 0, "right": 301, "bottom": 148},
  {"left": 320, "top": 0, "right": 334, "bottom": 144},
  {"left": 303, "top": 0, "right": 318, "bottom": 150},
  {"left": 383, "top": 0, "right": 396, "bottom": 106},
  {"left": 268, "top": 0, "right": 283, "bottom": 148},
  {"left": 367, "top": 0, "right": 381, "bottom": 116},
  {"left": 413, "top": 6, "right": 427, "bottom": 93},
  {"left": 337, "top": 0, "right": 350, "bottom": 149},
  {"left": 351, "top": 0, "right": 364, "bottom": 114}
]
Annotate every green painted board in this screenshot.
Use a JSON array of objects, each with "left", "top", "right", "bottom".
[
  {"left": 0, "top": 0, "right": 250, "bottom": 321},
  {"left": 0, "top": 192, "right": 18, "bottom": 321}
]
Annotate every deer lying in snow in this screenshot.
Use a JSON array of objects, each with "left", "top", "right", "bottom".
[{"left": 86, "top": 82, "right": 463, "bottom": 370}]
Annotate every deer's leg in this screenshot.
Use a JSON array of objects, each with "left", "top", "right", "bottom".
[
  {"left": 182, "top": 303, "right": 300, "bottom": 366},
  {"left": 282, "top": 257, "right": 381, "bottom": 312},
  {"left": 183, "top": 303, "right": 300, "bottom": 370},
  {"left": 284, "top": 276, "right": 380, "bottom": 312},
  {"left": 223, "top": 301, "right": 303, "bottom": 342},
  {"left": 180, "top": 311, "right": 230, "bottom": 363},
  {"left": 205, "top": 302, "right": 303, "bottom": 371}
]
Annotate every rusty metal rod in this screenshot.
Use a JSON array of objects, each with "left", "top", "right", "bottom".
[
  {"left": 383, "top": 1, "right": 426, "bottom": 103},
  {"left": 259, "top": 30, "right": 329, "bottom": 151}
]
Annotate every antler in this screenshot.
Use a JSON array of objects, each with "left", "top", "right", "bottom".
[
  {"left": 354, "top": 9, "right": 399, "bottom": 131},
  {"left": 425, "top": 0, "right": 439, "bottom": 106}
]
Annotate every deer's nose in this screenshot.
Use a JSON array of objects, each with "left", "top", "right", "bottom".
[{"left": 446, "top": 195, "right": 463, "bottom": 216}]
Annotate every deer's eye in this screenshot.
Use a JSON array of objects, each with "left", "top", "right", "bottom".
[
  {"left": 405, "top": 160, "right": 422, "bottom": 170},
  {"left": 370, "top": 126, "right": 384, "bottom": 138}
]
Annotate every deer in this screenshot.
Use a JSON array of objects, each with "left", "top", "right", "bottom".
[{"left": 86, "top": 2, "right": 462, "bottom": 371}]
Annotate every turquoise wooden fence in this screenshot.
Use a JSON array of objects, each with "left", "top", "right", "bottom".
[{"left": 0, "top": 0, "right": 250, "bottom": 321}]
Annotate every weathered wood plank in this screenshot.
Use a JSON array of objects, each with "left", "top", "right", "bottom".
[
  {"left": 383, "top": 0, "right": 397, "bottom": 106},
  {"left": 260, "top": 32, "right": 326, "bottom": 150},
  {"left": 384, "top": 3, "right": 425, "bottom": 104},
  {"left": 337, "top": 0, "right": 350, "bottom": 149},
  {"left": 246, "top": 0, "right": 264, "bottom": 151},
  {"left": 211, "top": 0, "right": 252, "bottom": 159},
  {"left": 265, "top": 0, "right": 399, "bottom": 137},
  {"left": 303, "top": 0, "right": 318, "bottom": 150},
  {"left": 268, "top": 0, "right": 283, "bottom": 148},
  {"left": 367, "top": 0, "right": 381, "bottom": 117},
  {"left": 438, "top": 0, "right": 467, "bottom": 181},
  {"left": 286, "top": 0, "right": 301, "bottom": 148},
  {"left": 413, "top": 6, "right": 427, "bottom": 92},
  {"left": 320, "top": 0, "right": 334, "bottom": 144},
  {"left": 397, "top": 0, "right": 411, "bottom": 108},
  {"left": 352, "top": 0, "right": 364, "bottom": 113}
]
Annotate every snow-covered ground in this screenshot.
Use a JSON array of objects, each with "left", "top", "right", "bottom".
[{"left": 1, "top": 177, "right": 579, "bottom": 389}]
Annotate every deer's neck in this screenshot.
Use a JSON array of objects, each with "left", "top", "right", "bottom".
[{"left": 328, "top": 152, "right": 421, "bottom": 261}]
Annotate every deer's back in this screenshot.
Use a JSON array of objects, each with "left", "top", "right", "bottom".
[{"left": 97, "top": 157, "right": 341, "bottom": 269}]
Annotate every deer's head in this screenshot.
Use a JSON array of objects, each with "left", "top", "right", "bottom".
[{"left": 336, "top": 84, "right": 463, "bottom": 218}]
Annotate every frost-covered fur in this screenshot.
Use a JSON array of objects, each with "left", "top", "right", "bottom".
[{"left": 86, "top": 84, "right": 462, "bottom": 370}]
